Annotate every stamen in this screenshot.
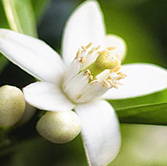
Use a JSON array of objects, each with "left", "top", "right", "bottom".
[
  {"left": 107, "top": 47, "right": 116, "bottom": 50},
  {"left": 116, "top": 72, "right": 127, "bottom": 80},
  {"left": 79, "top": 57, "right": 86, "bottom": 64},
  {"left": 110, "top": 65, "right": 121, "bottom": 73},
  {"left": 81, "top": 42, "right": 92, "bottom": 50},
  {"left": 64, "top": 43, "right": 127, "bottom": 104},
  {"left": 76, "top": 49, "right": 82, "bottom": 59},
  {"left": 88, "top": 47, "right": 99, "bottom": 55},
  {"left": 83, "top": 70, "right": 94, "bottom": 81},
  {"left": 102, "top": 80, "right": 111, "bottom": 88},
  {"left": 85, "top": 42, "right": 92, "bottom": 49}
]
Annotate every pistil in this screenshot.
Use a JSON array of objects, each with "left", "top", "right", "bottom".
[
  {"left": 63, "top": 43, "right": 126, "bottom": 103},
  {"left": 85, "top": 49, "right": 121, "bottom": 78}
]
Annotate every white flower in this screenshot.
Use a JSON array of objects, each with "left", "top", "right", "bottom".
[{"left": 0, "top": 0, "right": 167, "bottom": 166}]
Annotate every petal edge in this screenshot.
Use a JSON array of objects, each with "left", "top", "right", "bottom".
[
  {"left": 0, "top": 29, "right": 64, "bottom": 83},
  {"left": 62, "top": 0, "right": 105, "bottom": 64},
  {"left": 103, "top": 63, "right": 167, "bottom": 99},
  {"left": 76, "top": 100, "right": 121, "bottom": 166},
  {"left": 23, "top": 82, "right": 75, "bottom": 112}
]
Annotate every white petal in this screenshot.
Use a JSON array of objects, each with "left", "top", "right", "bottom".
[
  {"left": 62, "top": 0, "right": 105, "bottom": 64},
  {"left": 63, "top": 72, "right": 90, "bottom": 103},
  {"left": 23, "top": 82, "right": 75, "bottom": 112},
  {"left": 76, "top": 100, "right": 121, "bottom": 166},
  {"left": 103, "top": 63, "right": 167, "bottom": 99},
  {"left": 76, "top": 81, "right": 108, "bottom": 103},
  {"left": 103, "top": 35, "right": 127, "bottom": 61},
  {"left": 0, "top": 29, "right": 64, "bottom": 83}
]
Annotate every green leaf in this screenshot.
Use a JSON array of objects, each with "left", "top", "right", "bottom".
[
  {"left": 0, "top": 2, "right": 9, "bottom": 28},
  {"left": 0, "top": 2, "right": 9, "bottom": 72},
  {"left": 117, "top": 103, "right": 167, "bottom": 125},
  {"left": 2, "top": 0, "right": 37, "bottom": 37},
  {"left": 0, "top": 56, "right": 7, "bottom": 72},
  {"left": 109, "top": 89, "right": 167, "bottom": 125},
  {"left": 110, "top": 89, "right": 167, "bottom": 110},
  {"left": 31, "top": 0, "right": 49, "bottom": 20},
  {"left": 8, "top": 137, "right": 87, "bottom": 166}
]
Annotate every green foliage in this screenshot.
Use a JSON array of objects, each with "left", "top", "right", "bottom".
[
  {"left": 111, "top": 89, "right": 167, "bottom": 110},
  {"left": 117, "top": 103, "right": 167, "bottom": 125},
  {"left": 2, "top": 137, "right": 87, "bottom": 166},
  {"left": 110, "top": 87, "right": 167, "bottom": 125},
  {"left": 0, "top": 56, "right": 7, "bottom": 73},
  {"left": 98, "top": 1, "right": 167, "bottom": 125},
  {"left": 31, "top": 0, "right": 49, "bottom": 20},
  {"left": 3, "top": 124, "right": 167, "bottom": 166},
  {"left": 0, "top": 0, "right": 38, "bottom": 73},
  {"left": 2, "top": 0, "right": 37, "bottom": 37},
  {"left": 0, "top": 2, "right": 8, "bottom": 72},
  {"left": 0, "top": 0, "right": 49, "bottom": 73},
  {"left": 0, "top": 2, "right": 8, "bottom": 28},
  {"left": 109, "top": 89, "right": 167, "bottom": 125}
]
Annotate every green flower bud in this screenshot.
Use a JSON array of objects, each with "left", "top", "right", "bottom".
[
  {"left": 36, "top": 111, "right": 81, "bottom": 144},
  {"left": 0, "top": 85, "right": 25, "bottom": 128}
]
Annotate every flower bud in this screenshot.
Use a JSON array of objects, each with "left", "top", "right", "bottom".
[
  {"left": 0, "top": 85, "right": 25, "bottom": 128},
  {"left": 36, "top": 111, "right": 81, "bottom": 144}
]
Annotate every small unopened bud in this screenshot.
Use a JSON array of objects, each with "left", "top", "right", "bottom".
[
  {"left": 95, "top": 51, "right": 120, "bottom": 70},
  {"left": 0, "top": 85, "right": 25, "bottom": 128},
  {"left": 36, "top": 111, "right": 81, "bottom": 144}
]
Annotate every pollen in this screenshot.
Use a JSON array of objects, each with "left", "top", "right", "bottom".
[
  {"left": 68, "top": 43, "right": 126, "bottom": 101},
  {"left": 102, "top": 71, "right": 126, "bottom": 89},
  {"left": 83, "top": 70, "right": 94, "bottom": 81},
  {"left": 107, "top": 47, "right": 116, "bottom": 50},
  {"left": 81, "top": 42, "right": 92, "bottom": 50}
]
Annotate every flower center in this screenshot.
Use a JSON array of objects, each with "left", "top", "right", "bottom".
[{"left": 62, "top": 43, "right": 126, "bottom": 103}]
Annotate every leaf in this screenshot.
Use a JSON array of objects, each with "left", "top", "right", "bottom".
[
  {"left": 31, "top": 0, "right": 49, "bottom": 20},
  {"left": 2, "top": 0, "right": 37, "bottom": 37},
  {"left": 0, "top": 1, "right": 9, "bottom": 28},
  {"left": 9, "top": 137, "right": 87, "bottom": 166},
  {"left": 1, "top": 0, "right": 43, "bottom": 72},
  {"left": 0, "top": 0, "right": 49, "bottom": 72},
  {"left": 109, "top": 89, "right": 167, "bottom": 125},
  {"left": 0, "top": 2, "right": 9, "bottom": 72},
  {"left": 0, "top": 56, "right": 7, "bottom": 72},
  {"left": 110, "top": 89, "right": 167, "bottom": 110},
  {"left": 117, "top": 103, "right": 167, "bottom": 125}
]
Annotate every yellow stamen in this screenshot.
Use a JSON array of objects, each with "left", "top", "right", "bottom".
[{"left": 107, "top": 47, "right": 116, "bottom": 50}]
